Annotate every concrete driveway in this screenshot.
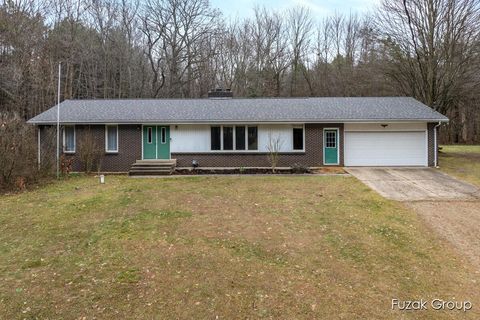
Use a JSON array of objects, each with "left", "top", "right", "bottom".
[{"left": 346, "top": 167, "right": 480, "bottom": 201}]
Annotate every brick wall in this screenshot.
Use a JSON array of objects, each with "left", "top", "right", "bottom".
[
  {"left": 172, "top": 123, "right": 344, "bottom": 168},
  {"left": 39, "top": 121, "right": 438, "bottom": 171},
  {"left": 39, "top": 124, "right": 142, "bottom": 172}
]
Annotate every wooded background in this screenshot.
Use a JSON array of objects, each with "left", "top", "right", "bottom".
[{"left": 1, "top": 0, "right": 479, "bottom": 143}]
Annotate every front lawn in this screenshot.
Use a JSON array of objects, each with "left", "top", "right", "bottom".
[
  {"left": 0, "top": 175, "right": 478, "bottom": 319},
  {"left": 440, "top": 145, "right": 480, "bottom": 186}
]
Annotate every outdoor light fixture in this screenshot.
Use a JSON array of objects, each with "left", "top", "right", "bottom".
[
  {"left": 192, "top": 160, "right": 199, "bottom": 168},
  {"left": 381, "top": 124, "right": 388, "bottom": 128}
]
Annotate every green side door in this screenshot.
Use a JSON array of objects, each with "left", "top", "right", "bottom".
[
  {"left": 143, "top": 126, "right": 157, "bottom": 159},
  {"left": 324, "top": 129, "right": 339, "bottom": 165},
  {"left": 157, "top": 126, "right": 170, "bottom": 159}
]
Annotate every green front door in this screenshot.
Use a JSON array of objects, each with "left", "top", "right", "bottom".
[
  {"left": 143, "top": 125, "right": 170, "bottom": 159},
  {"left": 143, "top": 126, "right": 157, "bottom": 159},
  {"left": 157, "top": 126, "right": 170, "bottom": 159},
  {"left": 324, "top": 129, "right": 339, "bottom": 165}
]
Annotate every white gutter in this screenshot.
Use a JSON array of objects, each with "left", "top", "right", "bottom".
[
  {"left": 434, "top": 121, "right": 442, "bottom": 167},
  {"left": 28, "top": 119, "right": 450, "bottom": 125}
]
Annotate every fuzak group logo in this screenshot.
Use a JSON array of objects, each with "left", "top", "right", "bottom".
[{"left": 392, "top": 299, "right": 472, "bottom": 312}]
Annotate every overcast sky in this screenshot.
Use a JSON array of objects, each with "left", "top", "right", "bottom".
[{"left": 210, "top": 0, "right": 381, "bottom": 20}]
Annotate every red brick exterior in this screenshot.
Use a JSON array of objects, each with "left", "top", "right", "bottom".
[
  {"left": 172, "top": 123, "right": 344, "bottom": 167},
  {"left": 38, "top": 122, "right": 437, "bottom": 172},
  {"left": 39, "top": 124, "right": 142, "bottom": 172}
]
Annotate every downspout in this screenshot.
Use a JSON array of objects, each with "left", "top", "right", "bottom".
[
  {"left": 433, "top": 121, "right": 441, "bottom": 167},
  {"left": 37, "top": 126, "right": 41, "bottom": 169}
]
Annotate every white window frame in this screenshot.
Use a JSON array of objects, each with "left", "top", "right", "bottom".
[
  {"left": 160, "top": 126, "right": 167, "bottom": 144},
  {"left": 211, "top": 125, "right": 258, "bottom": 151},
  {"left": 105, "top": 124, "right": 119, "bottom": 153},
  {"left": 62, "top": 125, "right": 76, "bottom": 153}
]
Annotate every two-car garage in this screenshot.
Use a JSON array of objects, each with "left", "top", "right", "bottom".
[{"left": 344, "top": 123, "right": 428, "bottom": 167}]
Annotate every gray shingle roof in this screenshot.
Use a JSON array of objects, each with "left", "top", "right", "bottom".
[{"left": 27, "top": 97, "right": 448, "bottom": 124}]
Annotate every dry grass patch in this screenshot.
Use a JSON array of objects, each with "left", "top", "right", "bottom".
[
  {"left": 440, "top": 145, "right": 480, "bottom": 187},
  {"left": 0, "top": 175, "right": 479, "bottom": 319}
]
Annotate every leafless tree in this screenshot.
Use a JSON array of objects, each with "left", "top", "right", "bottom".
[
  {"left": 140, "top": 0, "right": 220, "bottom": 98},
  {"left": 376, "top": 0, "right": 480, "bottom": 141},
  {"left": 0, "top": 112, "right": 38, "bottom": 188},
  {"left": 266, "top": 133, "right": 283, "bottom": 173},
  {"left": 288, "top": 7, "right": 313, "bottom": 96},
  {"left": 76, "top": 127, "right": 103, "bottom": 173}
]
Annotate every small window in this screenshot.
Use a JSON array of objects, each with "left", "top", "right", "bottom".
[
  {"left": 248, "top": 126, "right": 258, "bottom": 150},
  {"left": 293, "top": 127, "right": 303, "bottom": 150},
  {"left": 223, "top": 126, "right": 233, "bottom": 150},
  {"left": 161, "top": 127, "right": 166, "bottom": 144},
  {"left": 106, "top": 125, "right": 118, "bottom": 152},
  {"left": 147, "top": 127, "right": 153, "bottom": 144},
  {"left": 325, "top": 131, "right": 336, "bottom": 148},
  {"left": 211, "top": 126, "right": 221, "bottom": 150},
  {"left": 63, "top": 125, "right": 75, "bottom": 153},
  {"left": 235, "top": 126, "right": 246, "bottom": 150}
]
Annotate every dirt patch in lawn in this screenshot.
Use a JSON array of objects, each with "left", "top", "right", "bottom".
[{"left": 406, "top": 201, "right": 480, "bottom": 268}]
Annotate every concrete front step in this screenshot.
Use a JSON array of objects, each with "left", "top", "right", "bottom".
[
  {"left": 130, "top": 167, "right": 173, "bottom": 171},
  {"left": 131, "top": 164, "right": 175, "bottom": 168},
  {"left": 129, "top": 170, "right": 172, "bottom": 176},
  {"left": 129, "top": 159, "right": 176, "bottom": 176}
]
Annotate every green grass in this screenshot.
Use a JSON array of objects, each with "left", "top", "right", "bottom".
[
  {"left": 0, "top": 175, "right": 479, "bottom": 319},
  {"left": 440, "top": 145, "right": 480, "bottom": 186},
  {"left": 441, "top": 145, "right": 480, "bottom": 153}
]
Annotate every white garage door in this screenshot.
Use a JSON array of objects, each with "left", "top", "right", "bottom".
[{"left": 344, "top": 131, "right": 427, "bottom": 166}]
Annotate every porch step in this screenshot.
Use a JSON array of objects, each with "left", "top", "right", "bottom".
[{"left": 129, "top": 159, "right": 176, "bottom": 176}]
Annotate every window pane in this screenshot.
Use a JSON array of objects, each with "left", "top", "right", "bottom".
[
  {"left": 235, "top": 126, "right": 245, "bottom": 150},
  {"left": 293, "top": 128, "right": 303, "bottom": 150},
  {"left": 223, "top": 126, "right": 233, "bottom": 150},
  {"left": 147, "top": 127, "right": 153, "bottom": 144},
  {"left": 107, "top": 126, "right": 117, "bottom": 151},
  {"left": 64, "top": 126, "right": 75, "bottom": 152},
  {"left": 161, "top": 127, "right": 166, "bottom": 144},
  {"left": 211, "top": 126, "right": 221, "bottom": 150},
  {"left": 248, "top": 126, "right": 258, "bottom": 150},
  {"left": 326, "top": 131, "right": 336, "bottom": 148}
]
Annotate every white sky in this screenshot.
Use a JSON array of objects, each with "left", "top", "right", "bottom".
[{"left": 210, "top": 0, "right": 381, "bottom": 21}]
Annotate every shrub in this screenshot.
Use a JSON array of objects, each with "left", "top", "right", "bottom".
[
  {"left": 77, "top": 127, "right": 103, "bottom": 173},
  {"left": 0, "top": 113, "right": 52, "bottom": 190},
  {"left": 266, "top": 133, "right": 283, "bottom": 173},
  {"left": 60, "top": 155, "right": 74, "bottom": 175},
  {"left": 290, "top": 163, "right": 310, "bottom": 174}
]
